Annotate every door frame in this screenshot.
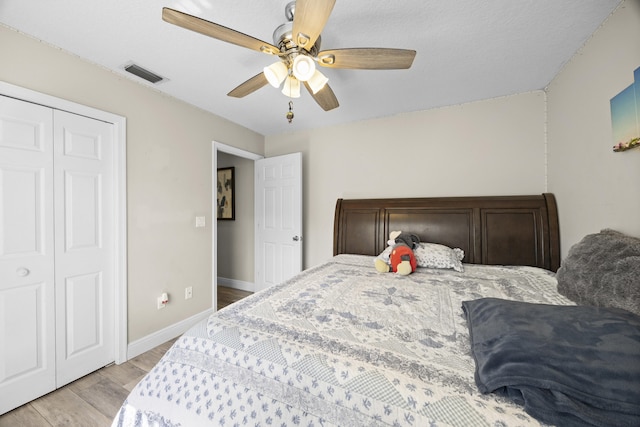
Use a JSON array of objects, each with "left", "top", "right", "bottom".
[
  {"left": 0, "top": 81, "right": 128, "bottom": 364},
  {"left": 212, "top": 141, "right": 263, "bottom": 310}
]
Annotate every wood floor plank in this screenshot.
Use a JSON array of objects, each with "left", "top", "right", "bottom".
[
  {"left": 127, "top": 347, "right": 167, "bottom": 372},
  {"left": 218, "top": 286, "right": 252, "bottom": 310},
  {"left": 74, "top": 377, "right": 131, "bottom": 420},
  {"left": 0, "top": 404, "right": 50, "bottom": 427},
  {"left": 67, "top": 370, "right": 104, "bottom": 393},
  {"left": 123, "top": 374, "right": 147, "bottom": 392},
  {"left": 98, "top": 361, "right": 147, "bottom": 387},
  {"left": 30, "top": 388, "right": 112, "bottom": 427}
]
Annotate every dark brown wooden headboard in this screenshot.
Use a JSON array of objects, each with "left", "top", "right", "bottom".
[{"left": 333, "top": 193, "right": 560, "bottom": 272}]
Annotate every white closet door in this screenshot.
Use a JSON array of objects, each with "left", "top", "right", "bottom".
[
  {"left": 0, "top": 97, "right": 116, "bottom": 414},
  {"left": 53, "top": 110, "right": 114, "bottom": 387},
  {"left": 0, "top": 96, "right": 56, "bottom": 414}
]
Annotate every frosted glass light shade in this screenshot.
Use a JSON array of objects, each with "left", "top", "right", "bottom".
[
  {"left": 292, "top": 55, "right": 315, "bottom": 81},
  {"left": 281, "top": 76, "right": 301, "bottom": 98},
  {"left": 306, "top": 70, "right": 329, "bottom": 94},
  {"left": 263, "top": 61, "right": 288, "bottom": 88}
]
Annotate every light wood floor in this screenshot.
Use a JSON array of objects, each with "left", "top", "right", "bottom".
[
  {"left": 0, "top": 286, "right": 252, "bottom": 427},
  {"left": 217, "top": 284, "right": 252, "bottom": 310}
]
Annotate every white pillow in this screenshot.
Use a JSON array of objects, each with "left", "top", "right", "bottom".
[{"left": 414, "top": 243, "right": 465, "bottom": 272}]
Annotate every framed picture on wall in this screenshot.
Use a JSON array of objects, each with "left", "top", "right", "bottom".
[{"left": 216, "top": 167, "right": 235, "bottom": 220}]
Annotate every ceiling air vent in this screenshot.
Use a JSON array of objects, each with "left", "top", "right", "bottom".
[{"left": 124, "top": 63, "right": 165, "bottom": 84}]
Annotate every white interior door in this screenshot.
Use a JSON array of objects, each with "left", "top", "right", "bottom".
[
  {"left": 254, "top": 152, "right": 302, "bottom": 292},
  {"left": 0, "top": 96, "right": 56, "bottom": 414},
  {"left": 53, "top": 110, "right": 114, "bottom": 387}
]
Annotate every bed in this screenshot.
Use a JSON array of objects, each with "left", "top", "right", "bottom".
[{"left": 113, "top": 193, "right": 640, "bottom": 427}]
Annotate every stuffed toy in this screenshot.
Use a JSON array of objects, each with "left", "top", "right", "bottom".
[{"left": 375, "top": 231, "right": 420, "bottom": 275}]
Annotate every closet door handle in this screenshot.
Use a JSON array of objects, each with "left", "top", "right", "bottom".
[{"left": 17, "top": 267, "right": 30, "bottom": 277}]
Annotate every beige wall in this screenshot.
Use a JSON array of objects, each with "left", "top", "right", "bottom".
[
  {"left": 0, "top": 25, "right": 265, "bottom": 342},
  {"left": 547, "top": 0, "right": 640, "bottom": 257},
  {"left": 267, "top": 92, "right": 547, "bottom": 268},
  {"left": 216, "top": 152, "right": 255, "bottom": 284}
]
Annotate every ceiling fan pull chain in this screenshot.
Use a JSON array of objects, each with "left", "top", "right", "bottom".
[{"left": 286, "top": 100, "right": 295, "bottom": 123}]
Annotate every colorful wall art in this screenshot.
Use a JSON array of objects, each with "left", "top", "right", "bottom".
[{"left": 610, "top": 66, "right": 640, "bottom": 152}]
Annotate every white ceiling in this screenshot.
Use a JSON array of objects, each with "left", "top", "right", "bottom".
[{"left": 0, "top": 0, "right": 621, "bottom": 136}]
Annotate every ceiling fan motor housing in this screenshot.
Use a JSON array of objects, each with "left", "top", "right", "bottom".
[
  {"left": 274, "top": 1, "right": 321, "bottom": 56},
  {"left": 273, "top": 23, "right": 321, "bottom": 57}
]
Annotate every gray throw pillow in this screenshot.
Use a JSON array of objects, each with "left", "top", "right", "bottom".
[{"left": 556, "top": 229, "right": 640, "bottom": 316}]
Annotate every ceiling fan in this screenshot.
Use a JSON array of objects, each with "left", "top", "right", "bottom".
[{"left": 162, "top": 0, "right": 416, "bottom": 117}]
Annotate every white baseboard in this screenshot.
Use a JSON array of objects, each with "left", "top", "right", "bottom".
[
  {"left": 126, "top": 308, "right": 213, "bottom": 361},
  {"left": 125, "top": 279, "right": 253, "bottom": 362},
  {"left": 217, "top": 277, "right": 254, "bottom": 293}
]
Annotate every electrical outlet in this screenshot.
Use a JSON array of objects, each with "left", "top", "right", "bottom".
[
  {"left": 185, "top": 286, "right": 193, "bottom": 300},
  {"left": 157, "top": 292, "right": 168, "bottom": 309}
]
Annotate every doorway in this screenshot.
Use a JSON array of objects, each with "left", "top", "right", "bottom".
[
  {"left": 212, "top": 142, "right": 262, "bottom": 310},
  {"left": 212, "top": 143, "right": 303, "bottom": 307}
]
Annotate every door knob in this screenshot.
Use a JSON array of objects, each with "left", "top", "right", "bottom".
[
  {"left": 17, "top": 267, "right": 30, "bottom": 277},
  {"left": 292, "top": 235, "right": 302, "bottom": 241}
]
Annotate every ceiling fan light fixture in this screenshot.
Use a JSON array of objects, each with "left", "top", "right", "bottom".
[
  {"left": 292, "top": 55, "right": 315, "bottom": 81},
  {"left": 264, "top": 61, "right": 288, "bottom": 88},
  {"left": 307, "top": 70, "right": 329, "bottom": 94},
  {"left": 282, "top": 76, "right": 301, "bottom": 98}
]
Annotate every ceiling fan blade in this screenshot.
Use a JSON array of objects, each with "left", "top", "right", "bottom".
[
  {"left": 304, "top": 82, "right": 339, "bottom": 111},
  {"left": 292, "top": 0, "right": 336, "bottom": 51},
  {"left": 162, "top": 8, "right": 280, "bottom": 55},
  {"left": 317, "top": 48, "right": 416, "bottom": 69},
  {"left": 228, "top": 73, "right": 269, "bottom": 98}
]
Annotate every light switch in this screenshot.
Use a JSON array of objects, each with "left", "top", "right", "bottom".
[{"left": 195, "top": 216, "right": 206, "bottom": 228}]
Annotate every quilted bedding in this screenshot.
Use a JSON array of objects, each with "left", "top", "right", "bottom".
[{"left": 112, "top": 254, "right": 574, "bottom": 427}]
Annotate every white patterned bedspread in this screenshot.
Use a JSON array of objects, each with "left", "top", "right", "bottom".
[{"left": 112, "top": 255, "right": 573, "bottom": 427}]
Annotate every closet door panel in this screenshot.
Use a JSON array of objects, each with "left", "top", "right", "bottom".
[
  {"left": 0, "top": 96, "right": 55, "bottom": 415},
  {"left": 63, "top": 272, "right": 102, "bottom": 357},
  {"left": 64, "top": 170, "right": 101, "bottom": 250},
  {"left": 54, "top": 110, "right": 114, "bottom": 387}
]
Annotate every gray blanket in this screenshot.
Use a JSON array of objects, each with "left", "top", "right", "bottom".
[{"left": 462, "top": 297, "right": 640, "bottom": 427}]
